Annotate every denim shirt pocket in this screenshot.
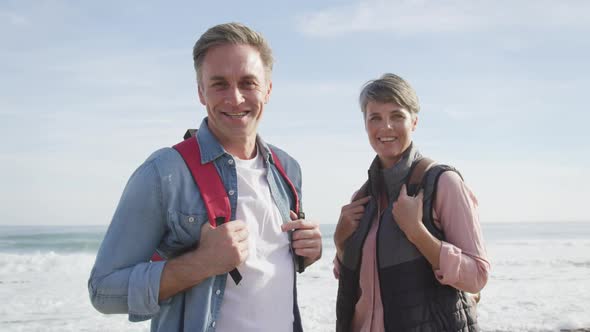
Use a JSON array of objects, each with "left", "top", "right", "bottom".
[{"left": 162, "top": 210, "right": 208, "bottom": 257}]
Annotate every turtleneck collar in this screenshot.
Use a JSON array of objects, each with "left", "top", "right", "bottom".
[{"left": 367, "top": 142, "right": 422, "bottom": 202}]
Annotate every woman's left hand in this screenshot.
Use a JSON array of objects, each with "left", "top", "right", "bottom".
[{"left": 392, "top": 184, "right": 425, "bottom": 241}]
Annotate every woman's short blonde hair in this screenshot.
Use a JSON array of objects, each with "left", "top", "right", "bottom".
[{"left": 359, "top": 73, "right": 420, "bottom": 117}]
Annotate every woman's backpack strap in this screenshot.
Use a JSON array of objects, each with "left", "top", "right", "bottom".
[{"left": 406, "top": 157, "right": 436, "bottom": 197}]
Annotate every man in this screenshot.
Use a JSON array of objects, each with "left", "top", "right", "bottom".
[{"left": 88, "top": 22, "right": 322, "bottom": 332}]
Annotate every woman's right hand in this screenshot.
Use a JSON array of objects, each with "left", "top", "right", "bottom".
[{"left": 334, "top": 196, "right": 371, "bottom": 258}]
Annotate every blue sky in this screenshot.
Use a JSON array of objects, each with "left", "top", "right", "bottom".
[{"left": 1, "top": 0, "right": 589, "bottom": 226}]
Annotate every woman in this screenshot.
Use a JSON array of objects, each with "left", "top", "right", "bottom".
[{"left": 334, "top": 73, "right": 489, "bottom": 332}]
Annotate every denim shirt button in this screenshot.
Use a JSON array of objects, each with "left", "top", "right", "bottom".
[
  {"left": 211, "top": 321, "right": 216, "bottom": 327},
  {"left": 188, "top": 216, "right": 195, "bottom": 223},
  {"left": 215, "top": 289, "right": 221, "bottom": 295},
  {"left": 228, "top": 190, "right": 235, "bottom": 196},
  {"left": 228, "top": 159, "right": 234, "bottom": 165}
]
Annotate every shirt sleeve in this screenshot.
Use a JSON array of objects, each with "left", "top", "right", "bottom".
[
  {"left": 432, "top": 171, "right": 490, "bottom": 294},
  {"left": 88, "top": 159, "right": 168, "bottom": 321}
]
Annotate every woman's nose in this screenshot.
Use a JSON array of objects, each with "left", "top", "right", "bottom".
[{"left": 384, "top": 118, "right": 394, "bottom": 129}]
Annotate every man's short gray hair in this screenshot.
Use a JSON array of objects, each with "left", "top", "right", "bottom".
[
  {"left": 193, "top": 22, "right": 273, "bottom": 85},
  {"left": 359, "top": 73, "right": 420, "bottom": 117}
]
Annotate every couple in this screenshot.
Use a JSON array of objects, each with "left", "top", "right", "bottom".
[{"left": 88, "top": 22, "right": 489, "bottom": 332}]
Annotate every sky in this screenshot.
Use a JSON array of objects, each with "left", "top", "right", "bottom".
[{"left": 1, "top": 0, "right": 589, "bottom": 226}]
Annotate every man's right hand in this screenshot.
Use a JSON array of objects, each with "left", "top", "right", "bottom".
[
  {"left": 334, "top": 196, "right": 371, "bottom": 259},
  {"left": 194, "top": 220, "right": 250, "bottom": 276},
  {"left": 159, "top": 220, "right": 249, "bottom": 301}
]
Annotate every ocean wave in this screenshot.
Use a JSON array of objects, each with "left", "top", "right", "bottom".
[
  {"left": 0, "top": 252, "right": 96, "bottom": 275},
  {"left": 0, "top": 229, "right": 104, "bottom": 253},
  {"left": 492, "top": 240, "right": 590, "bottom": 247},
  {"left": 570, "top": 261, "right": 590, "bottom": 268},
  {"left": 493, "top": 259, "right": 590, "bottom": 268}
]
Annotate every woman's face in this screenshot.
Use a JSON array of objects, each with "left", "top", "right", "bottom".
[{"left": 365, "top": 101, "right": 418, "bottom": 169}]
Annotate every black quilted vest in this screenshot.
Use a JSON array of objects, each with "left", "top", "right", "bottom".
[{"left": 336, "top": 145, "right": 479, "bottom": 332}]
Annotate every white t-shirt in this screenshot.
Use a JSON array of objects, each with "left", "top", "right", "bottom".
[{"left": 215, "top": 149, "right": 294, "bottom": 332}]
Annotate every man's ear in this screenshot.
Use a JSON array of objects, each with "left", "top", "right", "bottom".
[
  {"left": 264, "top": 81, "right": 272, "bottom": 104},
  {"left": 198, "top": 85, "right": 206, "bottom": 106}
]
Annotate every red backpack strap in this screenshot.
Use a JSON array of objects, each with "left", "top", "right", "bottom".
[
  {"left": 270, "top": 149, "right": 307, "bottom": 272},
  {"left": 270, "top": 149, "right": 300, "bottom": 215},
  {"left": 151, "top": 137, "right": 231, "bottom": 263},
  {"left": 154, "top": 136, "right": 242, "bottom": 284},
  {"left": 174, "top": 137, "right": 231, "bottom": 227}
]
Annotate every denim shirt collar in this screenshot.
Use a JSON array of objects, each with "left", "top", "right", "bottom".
[
  {"left": 196, "top": 117, "right": 274, "bottom": 164},
  {"left": 255, "top": 134, "right": 275, "bottom": 165}
]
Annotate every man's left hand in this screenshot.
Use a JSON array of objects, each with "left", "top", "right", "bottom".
[{"left": 281, "top": 211, "right": 322, "bottom": 267}]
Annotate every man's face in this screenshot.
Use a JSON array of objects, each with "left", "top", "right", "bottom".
[{"left": 198, "top": 43, "right": 272, "bottom": 145}]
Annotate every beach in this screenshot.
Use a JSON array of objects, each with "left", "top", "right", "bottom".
[{"left": 0, "top": 222, "right": 589, "bottom": 331}]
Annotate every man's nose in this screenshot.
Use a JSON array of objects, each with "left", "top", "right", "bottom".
[{"left": 224, "top": 86, "right": 245, "bottom": 105}]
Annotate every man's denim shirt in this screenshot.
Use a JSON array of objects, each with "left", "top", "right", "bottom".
[{"left": 88, "top": 118, "right": 303, "bottom": 332}]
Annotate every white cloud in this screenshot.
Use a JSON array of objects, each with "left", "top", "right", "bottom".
[
  {"left": 0, "top": 10, "right": 29, "bottom": 26},
  {"left": 0, "top": 46, "right": 196, "bottom": 118},
  {"left": 274, "top": 80, "right": 360, "bottom": 97},
  {"left": 297, "top": 0, "right": 590, "bottom": 37},
  {"left": 418, "top": 75, "right": 590, "bottom": 121}
]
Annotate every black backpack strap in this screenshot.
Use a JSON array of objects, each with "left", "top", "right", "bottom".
[
  {"left": 183, "top": 129, "right": 197, "bottom": 140},
  {"left": 422, "top": 164, "right": 463, "bottom": 240}
]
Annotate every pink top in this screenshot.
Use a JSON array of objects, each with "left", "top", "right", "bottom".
[
  {"left": 351, "top": 199, "right": 386, "bottom": 332},
  {"left": 335, "top": 171, "right": 490, "bottom": 331}
]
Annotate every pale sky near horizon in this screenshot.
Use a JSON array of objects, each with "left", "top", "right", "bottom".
[{"left": 1, "top": 0, "right": 589, "bottom": 226}]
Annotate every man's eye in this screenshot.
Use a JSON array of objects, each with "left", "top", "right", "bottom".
[{"left": 241, "top": 81, "right": 257, "bottom": 88}]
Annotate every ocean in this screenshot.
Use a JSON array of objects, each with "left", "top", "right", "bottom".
[{"left": 0, "top": 222, "right": 589, "bottom": 332}]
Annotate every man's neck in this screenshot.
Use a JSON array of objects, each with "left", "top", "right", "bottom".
[{"left": 221, "top": 136, "right": 257, "bottom": 160}]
